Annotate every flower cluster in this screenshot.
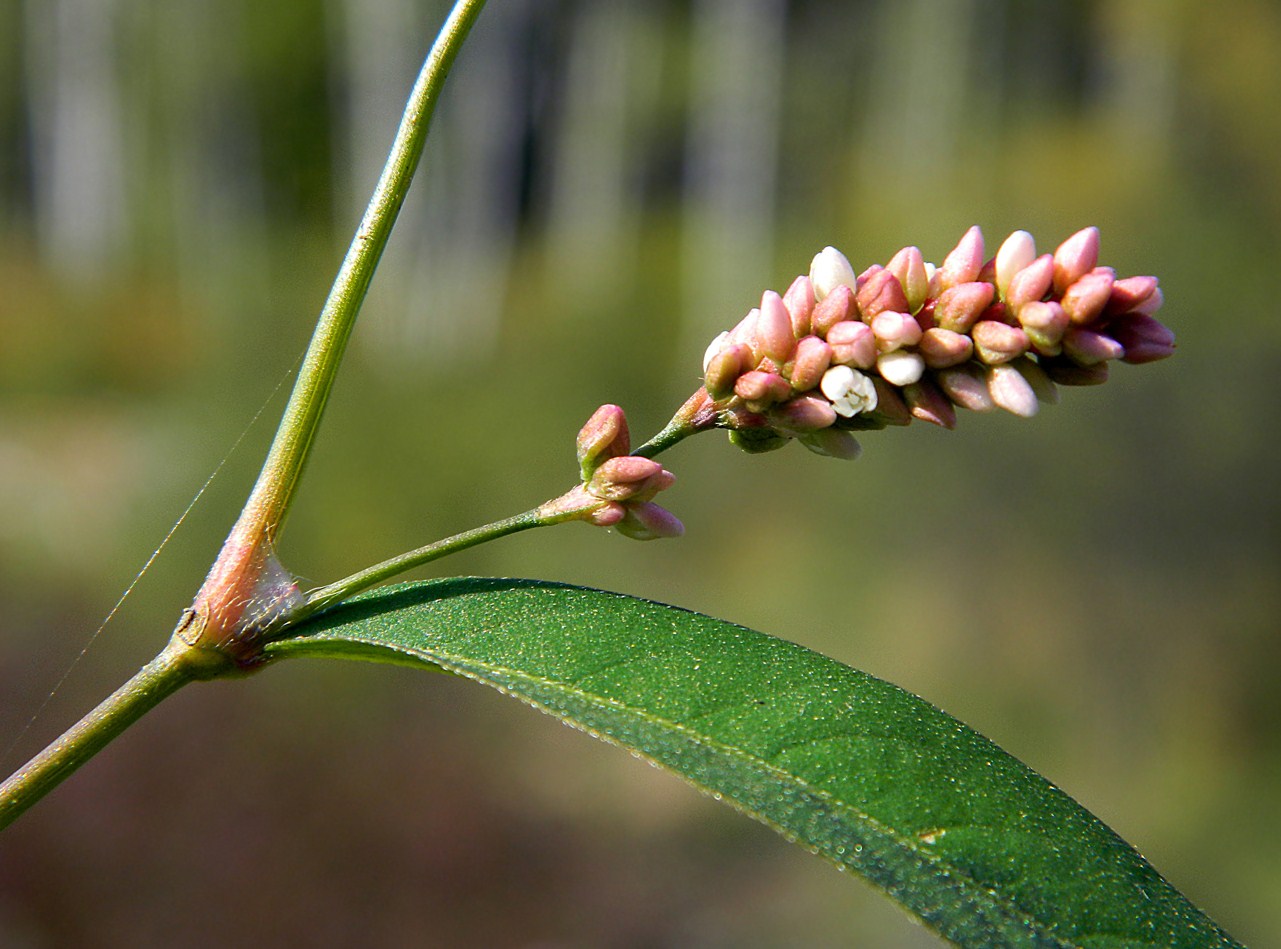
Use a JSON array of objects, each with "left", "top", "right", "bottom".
[
  {"left": 537, "top": 404, "right": 684, "bottom": 540},
  {"left": 700, "top": 226, "right": 1173, "bottom": 459}
]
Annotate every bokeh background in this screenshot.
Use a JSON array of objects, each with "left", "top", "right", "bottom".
[{"left": 1, "top": 0, "right": 1278, "bottom": 946}]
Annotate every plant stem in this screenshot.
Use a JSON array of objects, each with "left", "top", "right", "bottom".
[
  {"left": 0, "top": 641, "right": 199, "bottom": 831},
  {"left": 188, "top": 0, "right": 489, "bottom": 652},
  {"left": 292, "top": 510, "right": 544, "bottom": 623}
]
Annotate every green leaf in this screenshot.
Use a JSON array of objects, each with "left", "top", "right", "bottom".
[{"left": 267, "top": 579, "right": 1241, "bottom": 949}]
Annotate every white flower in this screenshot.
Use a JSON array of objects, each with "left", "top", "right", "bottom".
[
  {"left": 876, "top": 350, "right": 925, "bottom": 386},
  {"left": 702, "top": 331, "right": 730, "bottom": 372},
  {"left": 809, "top": 246, "right": 857, "bottom": 301},
  {"left": 820, "top": 365, "right": 877, "bottom": 417}
]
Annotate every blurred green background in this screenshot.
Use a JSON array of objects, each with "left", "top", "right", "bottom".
[{"left": 1, "top": 0, "right": 1278, "bottom": 946}]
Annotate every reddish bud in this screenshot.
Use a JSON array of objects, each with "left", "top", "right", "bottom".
[
  {"left": 1062, "top": 327, "right": 1125, "bottom": 366},
  {"left": 577, "top": 404, "right": 630, "bottom": 479},
  {"left": 783, "top": 274, "right": 816, "bottom": 337},
  {"left": 936, "top": 364, "right": 995, "bottom": 412},
  {"left": 972, "top": 320, "right": 1030, "bottom": 364},
  {"left": 770, "top": 393, "right": 838, "bottom": 434},
  {"left": 938, "top": 225, "right": 985, "bottom": 289},
  {"left": 867, "top": 376, "right": 913, "bottom": 426},
  {"left": 1106, "top": 275, "right": 1160, "bottom": 315},
  {"left": 919, "top": 327, "right": 974, "bottom": 369},
  {"left": 1006, "top": 254, "right": 1054, "bottom": 311},
  {"left": 616, "top": 502, "right": 685, "bottom": 541},
  {"left": 756, "top": 290, "right": 797, "bottom": 363},
  {"left": 734, "top": 369, "right": 792, "bottom": 406},
  {"left": 789, "top": 336, "right": 834, "bottom": 391},
  {"left": 856, "top": 268, "right": 910, "bottom": 319},
  {"left": 1053, "top": 226, "right": 1100, "bottom": 295},
  {"left": 886, "top": 245, "right": 930, "bottom": 313},
  {"left": 810, "top": 284, "right": 856, "bottom": 336},
  {"left": 1017, "top": 300, "right": 1069, "bottom": 354},
  {"left": 871, "top": 310, "right": 924, "bottom": 352},
  {"left": 934, "top": 282, "right": 995, "bottom": 333},
  {"left": 903, "top": 379, "right": 957, "bottom": 429},
  {"left": 1110, "top": 313, "right": 1176, "bottom": 363},
  {"left": 1061, "top": 268, "right": 1115, "bottom": 325},
  {"left": 825, "top": 321, "right": 877, "bottom": 369},
  {"left": 704, "top": 343, "right": 754, "bottom": 399}
]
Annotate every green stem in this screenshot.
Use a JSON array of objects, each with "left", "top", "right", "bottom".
[
  {"left": 0, "top": 641, "right": 199, "bottom": 831},
  {"left": 291, "top": 510, "right": 544, "bottom": 623}
]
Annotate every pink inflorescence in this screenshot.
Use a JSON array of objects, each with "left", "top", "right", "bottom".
[{"left": 700, "top": 226, "right": 1174, "bottom": 459}]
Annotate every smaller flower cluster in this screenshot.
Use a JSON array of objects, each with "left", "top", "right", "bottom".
[
  {"left": 700, "top": 226, "right": 1174, "bottom": 459},
  {"left": 537, "top": 404, "right": 684, "bottom": 540}
]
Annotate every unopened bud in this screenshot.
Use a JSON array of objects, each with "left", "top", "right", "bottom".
[
  {"left": 1110, "top": 313, "right": 1176, "bottom": 364},
  {"left": 867, "top": 377, "right": 913, "bottom": 426},
  {"left": 735, "top": 369, "right": 792, "bottom": 407},
  {"left": 1042, "top": 358, "right": 1110, "bottom": 386},
  {"left": 798, "top": 429, "right": 862, "bottom": 460},
  {"left": 1062, "top": 327, "right": 1125, "bottom": 366},
  {"left": 810, "top": 246, "right": 857, "bottom": 301},
  {"left": 1061, "top": 268, "right": 1115, "bottom": 325},
  {"left": 810, "top": 284, "right": 857, "bottom": 336},
  {"left": 934, "top": 282, "right": 995, "bottom": 333},
  {"left": 987, "top": 363, "right": 1039, "bottom": 417},
  {"left": 876, "top": 349, "right": 926, "bottom": 387},
  {"left": 886, "top": 246, "right": 930, "bottom": 314},
  {"left": 871, "top": 310, "right": 924, "bottom": 352},
  {"left": 903, "top": 379, "right": 957, "bottom": 429},
  {"left": 616, "top": 502, "right": 685, "bottom": 541},
  {"left": 705, "top": 343, "right": 753, "bottom": 399},
  {"left": 1106, "top": 275, "right": 1160, "bottom": 315},
  {"left": 771, "top": 393, "right": 838, "bottom": 433},
  {"left": 783, "top": 274, "right": 816, "bottom": 337},
  {"left": 936, "top": 364, "right": 995, "bottom": 412},
  {"left": 1017, "top": 300, "right": 1069, "bottom": 354},
  {"left": 1010, "top": 356, "right": 1059, "bottom": 405},
  {"left": 919, "top": 327, "right": 974, "bottom": 369},
  {"left": 728, "top": 427, "right": 790, "bottom": 454},
  {"left": 972, "top": 320, "right": 1030, "bottom": 365},
  {"left": 826, "top": 320, "right": 877, "bottom": 368},
  {"left": 1053, "top": 226, "right": 1100, "bottom": 294},
  {"left": 938, "top": 225, "right": 985, "bottom": 289},
  {"left": 588, "top": 455, "right": 670, "bottom": 502},
  {"left": 857, "top": 268, "right": 910, "bottom": 319},
  {"left": 756, "top": 290, "right": 796, "bottom": 363},
  {"left": 788, "top": 335, "right": 833, "bottom": 391},
  {"left": 1006, "top": 254, "right": 1054, "bottom": 311},
  {"left": 995, "top": 230, "right": 1037, "bottom": 299},
  {"left": 577, "top": 404, "right": 630, "bottom": 479}
]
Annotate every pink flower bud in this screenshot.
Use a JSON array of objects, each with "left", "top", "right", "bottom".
[
  {"left": 1062, "top": 327, "right": 1125, "bottom": 365},
  {"left": 936, "top": 364, "right": 995, "bottom": 412},
  {"left": 1005, "top": 254, "right": 1054, "bottom": 311},
  {"left": 727, "top": 307, "right": 761, "bottom": 353},
  {"left": 810, "top": 246, "right": 857, "bottom": 300},
  {"left": 783, "top": 274, "right": 816, "bottom": 337},
  {"left": 616, "top": 502, "right": 685, "bottom": 541},
  {"left": 919, "top": 327, "right": 974, "bottom": 369},
  {"left": 1061, "top": 268, "right": 1115, "bottom": 325},
  {"left": 871, "top": 310, "right": 924, "bottom": 352},
  {"left": 798, "top": 429, "right": 863, "bottom": 460},
  {"left": 903, "top": 379, "right": 957, "bottom": 429},
  {"left": 734, "top": 369, "right": 791, "bottom": 406},
  {"left": 825, "top": 320, "right": 877, "bottom": 369},
  {"left": 1133, "top": 286, "right": 1164, "bottom": 316},
  {"left": 933, "top": 281, "right": 995, "bottom": 333},
  {"left": 995, "top": 230, "right": 1037, "bottom": 299},
  {"left": 588, "top": 455, "right": 668, "bottom": 501},
  {"left": 856, "top": 268, "right": 910, "bottom": 319},
  {"left": 938, "top": 225, "right": 985, "bottom": 289},
  {"left": 1017, "top": 300, "right": 1069, "bottom": 354},
  {"left": 810, "top": 284, "right": 857, "bottom": 336},
  {"left": 1011, "top": 356, "right": 1059, "bottom": 405},
  {"left": 1042, "top": 358, "right": 1109, "bottom": 386},
  {"left": 587, "top": 502, "right": 627, "bottom": 527},
  {"left": 576, "top": 404, "right": 630, "bottom": 478},
  {"left": 868, "top": 377, "right": 913, "bottom": 426},
  {"left": 788, "top": 335, "right": 833, "bottom": 391},
  {"left": 987, "top": 363, "right": 1039, "bottom": 417},
  {"left": 972, "top": 320, "right": 1030, "bottom": 364},
  {"left": 1106, "top": 275, "right": 1160, "bottom": 315},
  {"left": 886, "top": 245, "right": 930, "bottom": 314},
  {"left": 756, "top": 290, "right": 797, "bottom": 363},
  {"left": 876, "top": 349, "right": 926, "bottom": 386},
  {"left": 1109, "top": 313, "right": 1176, "bottom": 364},
  {"left": 771, "top": 393, "right": 838, "bottom": 433},
  {"left": 1053, "top": 226, "right": 1100, "bottom": 295},
  {"left": 704, "top": 343, "right": 753, "bottom": 399}
]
